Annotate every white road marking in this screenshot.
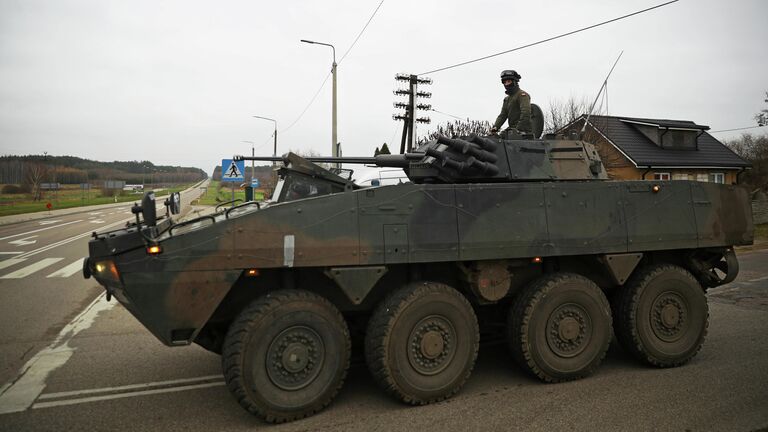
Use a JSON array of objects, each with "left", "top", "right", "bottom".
[
  {"left": 8, "top": 236, "right": 38, "bottom": 246},
  {"left": 46, "top": 258, "right": 85, "bottom": 278},
  {"left": 1, "top": 258, "right": 63, "bottom": 279},
  {"left": 88, "top": 212, "right": 103, "bottom": 216},
  {"left": 89, "top": 220, "right": 105, "bottom": 224},
  {"left": 0, "top": 258, "right": 26, "bottom": 270},
  {"left": 32, "top": 382, "right": 225, "bottom": 409},
  {"left": 38, "top": 375, "right": 223, "bottom": 399},
  {"left": 0, "top": 252, "right": 23, "bottom": 255},
  {"left": 0, "top": 294, "right": 115, "bottom": 414},
  {"left": 0, "top": 220, "right": 83, "bottom": 241},
  {"left": 748, "top": 275, "right": 768, "bottom": 282},
  {"left": 15, "top": 217, "right": 132, "bottom": 260},
  {"left": 38, "top": 220, "right": 62, "bottom": 225}
]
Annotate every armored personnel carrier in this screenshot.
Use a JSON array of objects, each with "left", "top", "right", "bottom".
[{"left": 84, "top": 131, "right": 753, "bottom": 423}]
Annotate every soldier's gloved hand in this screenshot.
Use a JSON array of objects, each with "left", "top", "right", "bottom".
[{"left": 490, "top": 127, "right": 499, "bottom": 134}]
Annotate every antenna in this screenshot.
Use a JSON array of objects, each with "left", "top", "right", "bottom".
[{"left": 582, "top": 51, "right": 624, "bottom": 135}]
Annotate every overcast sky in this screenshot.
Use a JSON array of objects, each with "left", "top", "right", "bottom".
[{"left": 1, "top": 0, "right": 766, "bottom": 175}]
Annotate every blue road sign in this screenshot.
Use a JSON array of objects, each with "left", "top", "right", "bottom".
[
  {"left": 251, "top": 178, "right": 260, "bottom": 188},
  {"left": 221, "top": 159, "right": 245, "bottom": 182}
]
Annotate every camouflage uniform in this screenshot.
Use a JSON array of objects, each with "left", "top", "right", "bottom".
[{"left": 493, "top": 88, "right": 532, "bottom": 133}]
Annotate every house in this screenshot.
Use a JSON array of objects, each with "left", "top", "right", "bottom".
[{"left": 560, "top": 115, "right": 750, "bottom": 184}]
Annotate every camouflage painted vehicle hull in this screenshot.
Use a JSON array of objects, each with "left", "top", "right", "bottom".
[
  {"left": 85, "top": 137, "right": 753, "bottom": 423},
  {"left": 88, "top": 180, "right": 752, "bottom": 345}
]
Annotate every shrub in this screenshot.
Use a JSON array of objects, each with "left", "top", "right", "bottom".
[{"left": 2, "top": 184, "right": 30, "bottom": 194}]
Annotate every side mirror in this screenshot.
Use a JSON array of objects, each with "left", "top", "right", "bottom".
[
  {"left": 165, "top": 192, "right": 181, "bottom": 215},
  {"left": 139, "top": 191, "right": 157, "bottom": 226}
]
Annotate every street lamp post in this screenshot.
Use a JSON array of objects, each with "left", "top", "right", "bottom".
[
  {"left": 300, "top": 39, "right": 338, "bottom": 167},
  {"left": 252, "top": 115, "right": 278, "bottom": 161}
]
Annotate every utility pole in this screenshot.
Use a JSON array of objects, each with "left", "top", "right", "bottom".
[{"left": 393, "top": 74, "right": 432, "bottom": 153}]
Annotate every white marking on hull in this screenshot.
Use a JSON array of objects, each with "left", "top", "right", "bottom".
[{"left": 284, "top": 234, "right": 295, "bottom": 267}]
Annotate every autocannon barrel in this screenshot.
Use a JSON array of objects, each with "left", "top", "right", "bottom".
[{"left": 235, "top": 153, "right": 423, "bottom": 167}]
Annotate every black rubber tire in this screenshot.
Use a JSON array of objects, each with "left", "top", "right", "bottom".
[
  {"left": 364, "top": 281, "right": 479, "bottom": 405},
  {"left": 612, "top": 264, "right": 708, "bottom": 368},
  {"left": 508, "top": 273, "right": 612, "bottom": 383},
  {"left": 221, "top": 290, "right": 350, "bottom": 423}
]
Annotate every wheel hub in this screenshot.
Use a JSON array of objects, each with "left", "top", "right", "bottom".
[
  {"left": 651, "top": 292, "right": 687, "bottom": 342},
  {"left": 282, "top": 343, "right": 309, "bottom": 373},
  {"left": 266, "top": 326, "right": 324, "bottom": 391},
  {"left": 558, "top": 317, "right": 580, "bottom": 341},
  {"left": 546, "top": 303, "right": 591, "bottom": 358},
  {"left": 420, "top": 330, "right": 445, "bottom": 359},
  {"left": 407, "top": 315, "right": 456, "bottom": 375}
]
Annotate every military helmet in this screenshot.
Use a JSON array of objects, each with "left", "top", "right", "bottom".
[{"left": 500, "top": 70, "right": 521, "bottom": 83}]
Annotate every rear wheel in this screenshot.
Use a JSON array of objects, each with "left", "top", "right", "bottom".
[
  {"left": 222, "top": 290, "right": 350, "bottom": 423},
  {"left": 365, "top": 281, "right": 479, "bottom": 404},
  {"left": 508, "top": 273, "right": 612, "bottom": 382},
  {"left": 612, "top": 264, "right": 708, "bottom": 367}
]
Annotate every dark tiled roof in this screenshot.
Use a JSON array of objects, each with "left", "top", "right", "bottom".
[
  {"left": 618, "top": 117, "right": 710, "bottom": 130},
  {"left": 583, "top": 115, "right": 750, "bottom": 168}
]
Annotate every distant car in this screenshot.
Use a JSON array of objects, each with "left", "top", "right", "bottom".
[{"left": 352, "top": 167, "right": 408, "bottom": 187}]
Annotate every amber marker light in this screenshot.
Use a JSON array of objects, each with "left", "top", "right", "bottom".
[
  {"left": 94, "top": 260, "right": 121, "bottom": 283},
  {"left": 652, "top": 185, "right": 661, "bottom": 193},
  {"left": 532, "top": 257, "right": 543, "bottom": 264},
  {"left": 246, "top": 269, "right": 259, "bottom": 277},
  {"left": 147, "top": 245, "right": 162, "bottom": 255}
]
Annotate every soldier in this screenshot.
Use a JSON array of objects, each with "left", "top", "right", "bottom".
[{"left": 491, "top": 70, "right": 532, "bottom": 135}]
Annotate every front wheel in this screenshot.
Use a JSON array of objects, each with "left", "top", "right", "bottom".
[{"left": 222, "top": 290, "right": 350, "bottom": 423}]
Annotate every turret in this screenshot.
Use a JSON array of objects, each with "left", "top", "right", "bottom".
[{"left": 236, "top": 133, "right": 607, "bottom": 185}]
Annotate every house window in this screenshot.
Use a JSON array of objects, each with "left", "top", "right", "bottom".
[
  {"left": 672, "top": 173, "right": 690, "bottom": 181},
  {"left": 709, "top": 173, "right": 725, "bottom": 184},
  {"left": 696, "top": 174, "right": 708, "bottom": 182},
  {"left": 662, "top": 130, "right": 697, "bottom": 149},
  {"left": 653, "top": 172, "right": 670, "bottom": 180}
]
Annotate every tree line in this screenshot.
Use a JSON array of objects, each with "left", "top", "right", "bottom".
[
  {"left": 0, "top": 155, "right": 207, "bottom": 185},
  {"left": 0, "top": 155, "right": 207, "bottom": 200}
]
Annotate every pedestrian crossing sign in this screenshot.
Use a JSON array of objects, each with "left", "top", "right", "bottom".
[{"left": 221, "top": 159, "right": 245, "bottom": 182}]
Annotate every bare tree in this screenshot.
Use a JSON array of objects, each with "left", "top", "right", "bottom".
[
  {"left": 544, "top": 96, "right": 595, "bottom": 134},
  {"left": 725, "top": 133, "right": 768, "bottom": 193},
  {"left": 417, "top": 119, "right": 493, "bottom": 145},
  {"left": 23, "top": 163, "right": 49, "bottom": 201},
  {"left": 755, "top": 91, "right": 768, "bottom": 127}
]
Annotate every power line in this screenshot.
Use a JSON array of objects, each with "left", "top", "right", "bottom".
[
  {"left": 710, "top": 125, "right": 767, "bottom": 133},
  {"left": 281, "top": 72, "right": 332, "bottom": 133},
  {"left": 339, "top": 0, "right": 385, "bottom": 65},
  {"left": 430, "top": 108, "right": 466, "bottom": 121},
  {"left": 419, "top": 0, "right": 678, "bottom": 75},
  {"left": 281, "top": 0, "right": 385, "bottom": 134}
]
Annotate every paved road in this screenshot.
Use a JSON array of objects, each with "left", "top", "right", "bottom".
[
  {"left": 0, "top": 182, "right": 208, "bottom": 387},
  {"left": 0, "top": 223, "right": 765, "bottom": 430}
]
